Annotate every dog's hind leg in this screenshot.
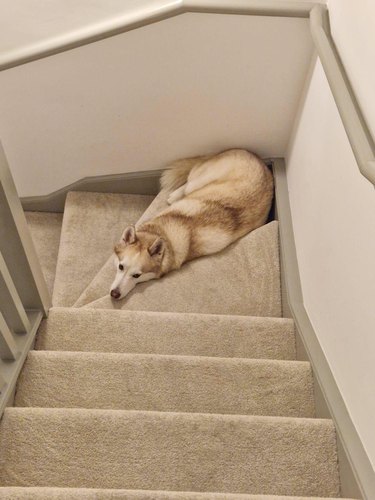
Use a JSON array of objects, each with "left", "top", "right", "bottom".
[
  {"left": 184, "top": 171, "right": 223, "bottom": 195},
  {"left": 167, "top": 183, "right": 187, "bottom": 205},
  {"left": 184, "top": 156, "right": 232, "bottom": 196},
  {"left": 167, "top": 163, "right": 217, "bottom": 203}
]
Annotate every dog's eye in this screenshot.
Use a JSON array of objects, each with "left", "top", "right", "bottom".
[
  {"left": 132, "top": 273, "right": 141, "bottom": 279},
  {"left": 119, "top": 264, "right": 124, "bottom": 271}
]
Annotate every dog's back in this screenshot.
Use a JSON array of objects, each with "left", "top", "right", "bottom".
[{"left": 140, "top": 150, "right": 274, "bottom": 267}]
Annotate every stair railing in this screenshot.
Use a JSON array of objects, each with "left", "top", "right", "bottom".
[{"left": 0, "top": 141, "right": 51, "bottom": 414}]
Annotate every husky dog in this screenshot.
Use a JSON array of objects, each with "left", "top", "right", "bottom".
[{"left": 110, "top": 149, "right": 273, "bottom": 300}]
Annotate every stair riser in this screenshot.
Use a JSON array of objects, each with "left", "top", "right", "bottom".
[
  {"left": 0, "top": 487, "right": 353, "bottom": 499},
  {"left": 37, "top": 309, "right": 296, "bottom": 360}
]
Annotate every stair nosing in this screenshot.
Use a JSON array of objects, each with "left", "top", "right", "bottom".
[
  {"left": 48, "top": 306, "right": 295, "bottom": 322},
  {"left": 26, "top": 349, "right": 309, "bottom": 367},
  {"left": 4, "top": 406, "right": 332, "bottom": 425}
]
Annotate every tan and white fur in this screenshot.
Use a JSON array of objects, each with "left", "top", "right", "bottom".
[{"left": 110, "top": 149, "right": 274, "bottom": 300}]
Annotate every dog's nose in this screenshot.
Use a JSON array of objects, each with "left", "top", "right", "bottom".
[{"left": 110, "top": 289, "right": 121, "bottom": 299}]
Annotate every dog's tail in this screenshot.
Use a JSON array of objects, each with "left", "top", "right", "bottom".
[{"left": 160, "top": 155, "right": 210, "bottom": 192}]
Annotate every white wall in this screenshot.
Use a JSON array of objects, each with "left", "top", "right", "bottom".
[
  {"left": 286, "top": 0, "right": 375, "bottom": 468},
  {"left": 0, "top": 12, "right": 313, "bottom": 197}
]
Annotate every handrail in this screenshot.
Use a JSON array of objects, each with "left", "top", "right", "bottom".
[
  {"left": 0, "top": 0, "right": 184, "bottom": 72},
  {"left": 310, "top": 5, "right": 375, "bottom": 186},
  {"left": 180, "top": 0, "right": 315, "bottom": 17},
  {"left": 0, "top": 0, "right": 374, "bottom": 186},
  {"left": 0, "top": 0, "right": 316, "bottom": 72}
]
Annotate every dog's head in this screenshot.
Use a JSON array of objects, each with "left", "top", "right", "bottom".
[{"left": 110, "top": 225, "right": 165, "bottom": 300}]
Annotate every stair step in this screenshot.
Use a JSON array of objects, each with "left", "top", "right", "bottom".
[
  {"left": 81, "top": 221, "right": 281, "bottom": 317},
  {"left": 73, "top": 189, "right": 171, "bottom": 307},
  {"left": 0, "top": 408, "right": 340, "bottom": 497},
  {"left": 52, "top": 192, "right": 154, "bottom": 307},
  {"left": 25, "top": 212, "right": 63, "bottom": 296},
  {"left": 16, "top": 351, "right": 313, "bottom": 417},
  {"left": 36, "top": 308, "right": 296, "bottom": 360},
  {"left": 0, "top": 487, "right": 354, "bottom": 500}
]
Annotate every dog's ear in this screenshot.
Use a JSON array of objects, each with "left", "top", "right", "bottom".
[
  {"left": 114, "top": 242, "right": 125, "bottom": 256},
  {"left": 122, "top": 225, "right": 137, "bottom": 245},
  {"left": 148, "top": 237, "right": 165, "bottom": 257}
]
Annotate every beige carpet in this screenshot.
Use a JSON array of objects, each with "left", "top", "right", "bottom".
[
  {"left": 83, "top": 221, "right": 281, "bottom": 317},
  {"left": 0, "top": 409, "right": 340, "bottom": 496},
  {"left": 15, "top": 351, "right": 314, "bottom": 417},
  {"left": 0, "top": 188, "right": 346, "bottom": 498},
  {"left": 52, "top": 192, "right": 153, "bottom": 307},
  {"left": 0, "top": 490, "right": 354, "bottom": 500},
  {"left": 25, "top": 211, "right": 63, "bottom": 296},
  {"left": 36, "top": 308, "right": 296, "bottom": 359}
]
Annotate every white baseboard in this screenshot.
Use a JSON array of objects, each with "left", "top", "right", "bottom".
[{"left": 21, "top": 169, "right": 162, "bottom": 212}]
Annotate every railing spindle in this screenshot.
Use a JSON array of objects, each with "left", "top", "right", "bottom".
[
  {"left": 0, "top": 312, "right": 19, "bottom": 361},
  {"left": 0, "top": 251, "right": 30, "bottom": 333}
]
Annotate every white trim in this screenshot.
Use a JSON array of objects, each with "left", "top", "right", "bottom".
[
  {"left": 273, "top": 158, "right": 375, "bottom": 500},
  {"left": 0, "top": 0, "right": 316, "bottom": 71},
  {"left": 21, "top": 169, "right": 162, "bottom": 213}
]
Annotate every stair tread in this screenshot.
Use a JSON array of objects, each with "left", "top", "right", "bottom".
[
  {"left": 0, "top": 408, "right": 340, "bottom": 497},
  {"left": 36, "top": 308, "right": 296, "bottom": 359},
  {"left": 52, "top": 192, "right": 154, "bottom": 307},
  {"left": 81, "top": 221, "right": 281, "bottom": 317},
  {"left": 16, "top": 351, "right": 314, "bottom": 417},
  {"left": 0, "top": 487, "right": 354, "bottom": 499}
]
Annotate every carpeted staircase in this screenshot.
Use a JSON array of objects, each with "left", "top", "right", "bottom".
[{"left": 0, "top": 188, "right": 351, "bottom": 499}]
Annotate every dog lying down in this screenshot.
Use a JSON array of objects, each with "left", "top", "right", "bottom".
[{"left": 110, "top": 149, "right": 273, "bottom": 300}]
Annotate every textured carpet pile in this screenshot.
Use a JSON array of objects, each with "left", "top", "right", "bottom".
[
  {"left": 0, "top": 189, "right": 347, "bottom": 498},
  {"left": 25, "top": 212, "right": 63, "bottom": 296}
]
